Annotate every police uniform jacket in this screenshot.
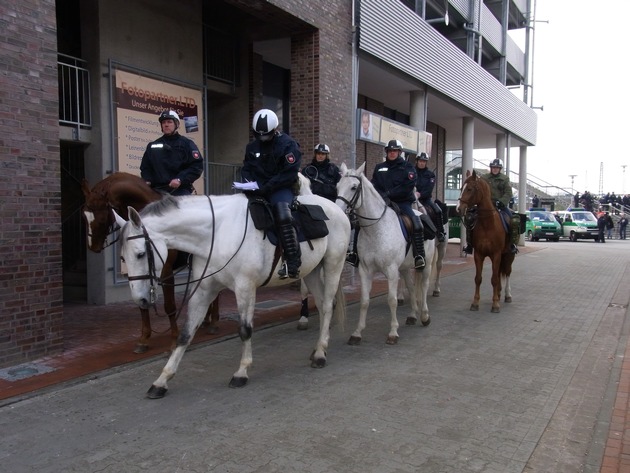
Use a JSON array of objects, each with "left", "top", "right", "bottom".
[
  {"left": 140, "top": 132, "right": 203, "bottom": 191},
  {"left": 242, "top": 132, "right": 302, "bottom": 196},
  {"left": 481, "top": 171, "right": 512, "bottom": 208},
  {"left": 372, "top": 156, "right": 417, "bottom": 204},
  {"left": 301, "top": 158, "right": 341, "bottom": 201},
  {"left": 415, "top": 166, "right": 436, "bottom": 202}
]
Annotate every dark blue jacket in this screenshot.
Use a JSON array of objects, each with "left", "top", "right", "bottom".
[
  {"left": 301, "top": 158, "right": 341, "bottom": 201},
  {"left": 415, "top": 166, "right": 436, "bottom": 202},
  {"left": 140, "top": 132, "right": 203, "bottom": 192},
  {"left": 371, "top": 156, "right": 417, "bottom": 204},
  {"left": 242, "top": 132, "right": 301, "bottom": 197}
]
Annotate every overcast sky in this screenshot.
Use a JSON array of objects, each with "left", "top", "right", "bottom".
[{"left": 477, "top": 0, "right": 630, "bottom": 196}]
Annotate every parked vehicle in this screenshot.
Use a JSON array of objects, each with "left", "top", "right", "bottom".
[
  {"left": 555, "top": 209, "right": 600, "bottom": 242},
  {"left": 525, "top": 208, "right": 562, "bottom": 241}
]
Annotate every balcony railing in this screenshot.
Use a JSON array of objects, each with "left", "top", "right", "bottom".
[{"left": 58, "top": 53, "right": 91, "bottom": 128}]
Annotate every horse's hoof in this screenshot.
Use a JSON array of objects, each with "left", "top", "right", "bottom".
[
  {"left": 311, "top": 357, "right": 327, "bottom": 368},
  {"left": 432, "top": 291, "right": 440, "bottom": 297},
  {"left": 405, "top": 317, "right": 417, "bottom": 326},
  {"left": 505, "top": 296, "right": 512, "bottom": 303},
  {"left": 348, "top": 336, "right": 362, "bottom": 346},
  {"left": 297, "top": 322, "right": 308, "bottom": 331},
  {"left": 470, "top": 305, "right": 479, "bottom": 311},
  {"left": 491, "top": 307, "right": 501, "bottom": 313},
  {"left": 146, "top": 385, "right": 167, "bottom": 399},
  {"left": 229, "top": 376, "right": 248, "bottom": 388},
  {"left": 134, "top": 344, "right": 149, "bottom": 354},
  {"left": 421, "top": 317, "right": 431, "bottom": 327},
  {"left": 386, "top": 336, "right": 399, "bottom": 345}
]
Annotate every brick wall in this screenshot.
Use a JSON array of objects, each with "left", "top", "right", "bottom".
[{"left": 0, "top": 1, "right": 63, "bottom": 367}]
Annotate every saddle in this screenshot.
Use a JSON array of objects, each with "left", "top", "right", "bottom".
[
  {"left": 465, "top": 207, "right": 509, "bottom": 234},
  {"left": 246, "top": 196, "right": 330, "bottom": 245},
  {"left": 389, "top": 201, "right": 436, "bottom": 241}
]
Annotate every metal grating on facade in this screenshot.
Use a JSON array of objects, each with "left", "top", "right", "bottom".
[{"left": 359, "top": 0, "right": 537, "bottom": 146}]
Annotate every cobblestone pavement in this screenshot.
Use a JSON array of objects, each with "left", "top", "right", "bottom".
[{"left": 1, "top": 240, "right": 629, "bottom": 473}]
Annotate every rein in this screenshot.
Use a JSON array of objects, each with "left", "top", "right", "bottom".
[{"left": 336, "top": 175, "right": 388, "bottom": 227}]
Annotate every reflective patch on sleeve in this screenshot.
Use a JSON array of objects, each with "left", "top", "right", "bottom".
[{"left": 150, "top": 143, "right": 164, "bottom": 149}]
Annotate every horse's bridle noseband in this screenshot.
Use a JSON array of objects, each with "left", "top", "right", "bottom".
[
  {"left": 336, "top": 174, "right": 387, "bottom": 227},
  {"left": 83, "top": 204, "right": 122, "bottom": 250},
  {"left": 125, "top": 223, "right": 163, "bottom": 305}
]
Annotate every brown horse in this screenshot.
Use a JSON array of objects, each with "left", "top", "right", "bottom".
[
  {"left": 457, "top": 171, "right": 515, "bottom": 313},
  {"left": 81, "top": 172, "right": 219, "bottom": 353}
]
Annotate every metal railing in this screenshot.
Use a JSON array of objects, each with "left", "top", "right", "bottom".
[
  {"left": 206, "top": 162, "right": 242, "bottom": 195},
  {"left": 58, "top": 53, "right": 91, "bottom": 128}
]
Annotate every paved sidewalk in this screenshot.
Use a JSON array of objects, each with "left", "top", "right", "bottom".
[{"left": 1, "top": 240, "right": 629, "bottom": 473}]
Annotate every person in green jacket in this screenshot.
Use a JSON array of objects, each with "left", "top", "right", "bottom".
[{"left": 463, "top": 158, "right": 519, "bottom": 255}]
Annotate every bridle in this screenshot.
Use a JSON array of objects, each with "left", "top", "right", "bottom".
[
  {"left": 83, "top": 204, "right": 121, "bottom": 250},
  {"left": 336, "top": 174, "right": 387, "bottom": 227},
  {"left": 122, "top": 195, "right": 248, "bottom": 307}
]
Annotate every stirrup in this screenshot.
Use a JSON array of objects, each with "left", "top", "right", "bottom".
[
  {"left": 437, "top": 232, "right": 446, "bottom": 242},
  {"left": 414, "top": 255, "right": 426, "bottom": 271},
  {"left": 463, "top": 244, "right": 473, "bottom": 255},
  {"left": 346, "top": 252, "right": 359, "bottom": 267},
  {"left": 278, "top": 261, "right": 299, "bottom": 279},
  {"left": 510, "top": 244, "right": 519, "bottom": 254}
]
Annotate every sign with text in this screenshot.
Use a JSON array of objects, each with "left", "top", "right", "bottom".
[
  {"left": 357, "top": 108, "right": 432, "bottom": 155},
  {"left": 114, "top": 69, "right": 205, "bottom": 194}
]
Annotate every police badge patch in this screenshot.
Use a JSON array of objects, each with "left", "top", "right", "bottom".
[
  {"left": 285, "top": 153, "right": 296, "bottom": 164},
  {"left": 408, "top": 172, "right": 415, "bottom": 180},
  {"left": 192, "top": 151, "right": 200, "bottom": 159}
]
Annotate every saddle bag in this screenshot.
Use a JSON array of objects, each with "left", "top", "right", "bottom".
[
  {"left": 296, "top": 204, "right": 329, "bottom": 240},
  {"left": 248, "top": 198, "right": 274, "bottom": 231}
]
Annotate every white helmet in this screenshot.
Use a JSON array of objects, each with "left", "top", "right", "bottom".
[
  {"left": 158, "top": 110, "right": 180, "bottom": 129},
  {"left": 252, "top": 109, "right": 279, "bottom": 140},
  {"left": 314, "top": 143, "right": 330, "bottom": 154},
  {"left": 489, "top": 158, "right": 503, "bottom": 169}
]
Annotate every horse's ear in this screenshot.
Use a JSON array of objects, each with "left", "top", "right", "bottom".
[
  {"left": 467, "top": 169, "right": 472, "bottom": 178},
  {"left": 128, "top": 207, "right": 142, "bottom": 227},
  {"left": 81, "top": 178, "right": 91, "bottom": 199},
  {"left": 112, "top": 209, "right": 127, "bottom": 228},
  {"left": 357, "top": 162, "right": 366, "bottom": 176},
  {"left": 340, "top": 162, "right": 348, "bottom": 175}
]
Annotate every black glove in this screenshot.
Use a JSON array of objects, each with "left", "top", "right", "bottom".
[{"left": 495, "top": 200, "right": 505, "bottom": 210}]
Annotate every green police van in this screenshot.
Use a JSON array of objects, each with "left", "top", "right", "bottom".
[
  {"left": 525, "top": 209, "right": 562, "bottom": 242},
  {"left": 555, "top": 208, "right": 600, "bottom": 242}
]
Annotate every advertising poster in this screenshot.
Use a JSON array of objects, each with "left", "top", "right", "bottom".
[
  {"left": 357, "top": 108, "right": 431, "bottom": 155},
  {"left": 114, "top": 69, "right": 205, "bottom": 194}
]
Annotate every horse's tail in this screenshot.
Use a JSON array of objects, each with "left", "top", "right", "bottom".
[{"left": 333, "top": 281, "right": 346, "bottom": 332}]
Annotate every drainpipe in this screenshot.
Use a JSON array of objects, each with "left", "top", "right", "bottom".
[{"left": 351, "top": 0, "right": 359, "bottom": 168}]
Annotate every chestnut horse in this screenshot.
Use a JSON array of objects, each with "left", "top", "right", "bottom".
[
  {"left": 456, "top": 171, "right": 515, "bottom": 313},
  {"left": 81, "top": 172, "right": 219, "bottom": 353}
]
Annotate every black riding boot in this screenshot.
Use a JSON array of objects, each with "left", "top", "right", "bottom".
[
  {"left": 435, "top": 214, "right": 446, "bottom": 242},
  {"left": 274, "top": 202, "right": 301, "bottom": 279},
  {"left": 463, "top": 226, "right": 473, "bottom": 255},
  {"left": 412, "top": 216, "right": 426, "bottom": 271}
]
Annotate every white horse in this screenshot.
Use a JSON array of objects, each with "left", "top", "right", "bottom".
[
  {"left": 117, "top": 192, "right": 350, "bottom": 398},
  {"left": 398, "top": 200, "right": 449, "bottom": 302},
  {"left": 336, "top": 163, "right": 436, "bottom": 345}
]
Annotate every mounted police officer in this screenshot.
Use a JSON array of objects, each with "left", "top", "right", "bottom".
[
  {"left": 415, "top": 152, "right": 446, "bottom": 242},
  {"left": 372, "top": 139, "right": 426, "bottom": 270},
  {"left": 241, "top": 109, "right": 302, "bottom": 279},
  {"left": 140, "top": 110, "right": 204, "bottom": 196},
  {"left": 301, "top": 143, "right": 340, "bottom": 202},
  {"left": 463, "top": 158, "right": 519, "bottom": 255}
]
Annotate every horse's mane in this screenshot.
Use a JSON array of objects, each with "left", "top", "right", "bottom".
[
  {"left": 141, "top": 195, "right": 180, "bottom": 217},
  {"left": 298, "top": 173, "right": 313, "bottom": 195}
]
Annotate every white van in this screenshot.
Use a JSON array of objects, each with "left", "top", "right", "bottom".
[{"left": 555, "top": 209, "right": 600, "bottom": 242}]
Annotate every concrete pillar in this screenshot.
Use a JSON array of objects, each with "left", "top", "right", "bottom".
[
  {"left": 496, "top": 133, "right": 506, "bottom": 169},
  {"left": 409, "top": 89, "right": 427, "bottom": 130},
  {"left": 461, "top": 116, "right": 474, "bottom": 254}
]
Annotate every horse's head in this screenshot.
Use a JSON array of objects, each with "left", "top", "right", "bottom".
[
  {"left": 456, "top": 170, "right": 491, "bottom": 215},
  {"left": 81, "top": 178, "right": 117, "bottom": 252},
  {"left": 120, "top": 207, "right": 168, "bottom": 310},
  {"left": 336, "top": 162, "right": 367, "bottom": 213}
]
